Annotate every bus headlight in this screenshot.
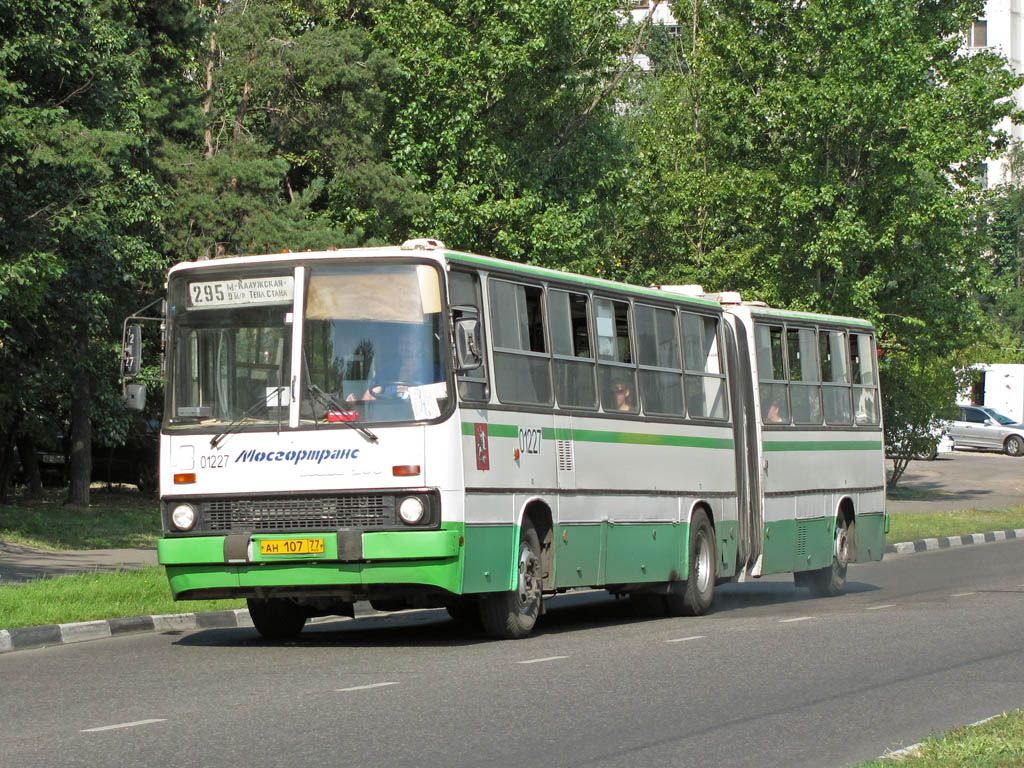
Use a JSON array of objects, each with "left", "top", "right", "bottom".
[
  {"left": 398, "top": 497, "right": 425, "bottom": 525},
  {"left": 171, "top": 503, "right": 197, "bottom": 531}
]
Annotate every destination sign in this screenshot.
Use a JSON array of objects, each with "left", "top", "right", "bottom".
[{"left": 188, "top": 276, "right": 294, "bottom": 308}]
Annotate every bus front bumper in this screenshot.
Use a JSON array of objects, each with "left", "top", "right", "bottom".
[{"left": 158, "top": 528, "right": 464, "bottom": 599}]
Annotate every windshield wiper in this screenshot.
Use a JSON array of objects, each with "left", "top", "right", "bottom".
[
  {"left": 209, "top": 386, "right": 287, "bottom": 449},
  {"left": 306, "top": 384, "right": 378, "bottom": 443}
]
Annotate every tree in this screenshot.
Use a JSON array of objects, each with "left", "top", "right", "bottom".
[
  {"left": 619, "top": 0, "right": 1020, "bottom": 474},
  {"left": 369, "top": 0, "right": 635, "bottom": 270},
  {"left": 0, "top": 0, "right": 199, "bottom": 505},
  {"left": 158, "top": 0, "right": 422, "bottom": 262}
]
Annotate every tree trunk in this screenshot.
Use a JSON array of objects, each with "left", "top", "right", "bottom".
[
  {"left": 67, "top": 324, "right": 92, "bottom": 508},
  {"left": 15, "top": 433, "right": 43, "bottom": 498},
  {"left": 0, "top": 429, "right": 15, "bottom": 505}
]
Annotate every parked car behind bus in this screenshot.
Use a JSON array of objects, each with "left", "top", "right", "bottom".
[{"left": 950, "top": 405, "right": 1024, "bottom": 457}]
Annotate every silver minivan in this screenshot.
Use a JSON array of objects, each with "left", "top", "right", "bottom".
[{"left": 950, "top": 405, "right": 1024, "bottom": 456}]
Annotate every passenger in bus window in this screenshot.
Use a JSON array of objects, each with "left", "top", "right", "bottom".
[
  {"left": 611, "top": 377, "right": 635, "bottom": 411},
  {"left": 765, "top": 397, "right": 784, "bottom": 423}
]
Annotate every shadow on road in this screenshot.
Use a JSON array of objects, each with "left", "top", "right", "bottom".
[{"left": 173, "top": 579, "right": 880, "bottom": 649}]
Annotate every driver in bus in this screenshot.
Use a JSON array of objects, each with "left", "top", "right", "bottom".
[{"left": 347, "top": 327, "right": 442, "bottom": 401}]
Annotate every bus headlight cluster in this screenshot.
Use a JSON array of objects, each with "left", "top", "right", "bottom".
[
  {"left": 398, "top": 496, "right": 426, "bottom": 525},
  {"left": 171, "top": 503, "right": 197, "bottom": 531}
]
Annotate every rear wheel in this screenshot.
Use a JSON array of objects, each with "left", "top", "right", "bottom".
[
  {"left": 480, "top": 520, "right": 542, "bottom": 639},
  {"left": 804, "top": 516, "right": 852, "bottom": 597},
  {"left": 666, "top": 509, "right": 716, "bottom": 616},
  {"left": 1005, "top": 435, "right": 1024, "bottom": 457},
  {"left": 247, "top": 598, "right": 307, "bottom": 639}
]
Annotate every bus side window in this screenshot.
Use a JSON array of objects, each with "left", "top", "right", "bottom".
[
  {"left": 821, "top": 330, "right": 852, "bottom": 424},
  {"left": 449, "top": 271, "right": 489, "bottom": 401},
  {"left": 787, "top": 326, "right": 822, "bottom": 424},
  {"left": 488, "top": 278, "right": 552, "bottom": 405},
  {"left": 549, "top": 289, "right": 597, "bottom": 408},
  {"left": 595, "top": 297, "right": 637, "bottom": 413},
  {"left": 679, "top": 312, "right": 724, "bottom": 419},
  {"left": 635, "top": 304, "right": 683, "bottom": 416},
  {"left": 850, "top": 332, "right": 879, "bottom": 425},
  {"left": 754, "top": 323, "right": 789, "bottom": 424}
]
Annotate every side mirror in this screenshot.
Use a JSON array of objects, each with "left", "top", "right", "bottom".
[
  {"left": 122, "top": 323, "right": 142, "bottom": 377},
  {"left": 454, "top": 316, "right": 483, "bottom": 372},
  {"left": 124, "top": 382, "right": 147, "bottom": 412}
]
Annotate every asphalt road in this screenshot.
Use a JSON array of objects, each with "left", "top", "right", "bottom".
[{"left": 3, "top": 540, "right": 1024, "bottom": 768}]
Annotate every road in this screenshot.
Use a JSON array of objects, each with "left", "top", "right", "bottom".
[{"left": 3, "top": 540, "right": 1024, "bottom": 768}]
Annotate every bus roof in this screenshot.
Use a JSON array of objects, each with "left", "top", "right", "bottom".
[{"left": 165, "top": 242, "right": 871, "bottom": 325}]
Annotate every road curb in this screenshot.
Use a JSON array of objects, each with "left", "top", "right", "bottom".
[
  {"left": 884, "top": 528, "right": 1024, "bottom": 555},
  {"left": 3, "top": 529, "right": 1023, "bottom": 654}
]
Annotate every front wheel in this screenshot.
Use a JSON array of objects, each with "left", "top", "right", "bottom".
[
  {"left": 1005, "top": 435, "right": 1024, "bottom": 457},
  {"left": 247, "top": 598, "right": 307, "bottom": 640},
  {"left": 666, "top": 509, "right": 716, "bottom": 616},
  {"left": 479, "top": 520, "right": 543, "bottom": 639}
]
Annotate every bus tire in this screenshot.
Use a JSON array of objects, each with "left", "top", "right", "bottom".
[
  {"left": 806, "top": 516, "right": 852, "bottom": 597},
  {"left": 667, "top": 509, "right": 716, "bottom": 616},
  {"left": 479, "top": 520, "right": 543, "bottom": 639},
  {"left": 247, "top": 597, "right": 307, "bottom": 639}
]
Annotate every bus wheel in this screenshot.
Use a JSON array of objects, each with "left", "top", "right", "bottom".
[
  {"left": 247, "top": 598, "right": 307, "bottom": 639},
  {"left": 667, "top": 509, "right": 716, "bottom": 616},
  {"left": 807, "top": 516, "right": 852, "bottom": 597},
  {"left": 480, "top": 520, "right": 543, "bottom": 639}
]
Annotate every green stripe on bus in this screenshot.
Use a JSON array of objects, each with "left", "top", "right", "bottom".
[
  {"left": 763, "top": 440, "right": 883, "bottom": 451},
  {"left": 461, "top": 421, "right": 732, "bottom": 449}
]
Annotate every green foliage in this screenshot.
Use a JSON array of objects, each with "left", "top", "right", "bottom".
[
  {"left": 881, "top": 352, "right": 967, "bottom": 486},
  {"left": 371, "top": 0, "right": 633, "bottom": 266}
]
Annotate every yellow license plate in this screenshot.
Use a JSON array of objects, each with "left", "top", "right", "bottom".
[{"left": 259, "top": 538, "right": 325, "bottom": 556}]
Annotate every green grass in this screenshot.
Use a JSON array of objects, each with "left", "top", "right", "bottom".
[
  {"left": 858, "top": 710, "right": 1024, "bottom": 766},
  {"left": 887, "top": 508, "right": 1024, "bottom": 545},
  {"left": 0, "top": 485, "right": 160, "bottom": 550},
  {"left": 0, "top": 567, "right": 243, "bottom": 630}
]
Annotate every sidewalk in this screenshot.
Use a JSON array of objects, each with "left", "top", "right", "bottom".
[{"left": 0, "top": 540, "right": 157, "bottom": 584}]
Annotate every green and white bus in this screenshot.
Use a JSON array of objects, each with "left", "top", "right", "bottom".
[{"left": 141, "top": 239, "right": 886, "bottom": 639}]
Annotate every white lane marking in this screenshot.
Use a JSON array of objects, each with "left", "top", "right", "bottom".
[
  {"left": 81, "top": 719, "right": 166, "bottom": 733},
  {"left": 517, "top": 655, "right": 569, "bottom": 665},
  {"left": 779, "top": 616, "right": 812, "bottom": 623},
  {"left": 866, "top": 604, "right": 896, "bottom": 610},
  {"left": 336, "top": 682, "right": 400, "bottom": 692},
  {"left": 665, "top": 635, "right": 706, "bottom": 643},
  {"left": 951, "top": 592, "right": 976, "bottom": 597}
]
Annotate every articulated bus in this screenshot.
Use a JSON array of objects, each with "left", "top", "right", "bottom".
[{"left": 137, "top": 239, "right": 886, "bottom": 639}]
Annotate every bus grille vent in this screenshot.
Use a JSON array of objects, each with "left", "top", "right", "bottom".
[
  {"left": 201, "top": 495, "right": 395, "bottom": 532},
  {"left": 556, "top": 440, "right": 574, "bottom": 472},
  {"left": 795, "top": 521, "right": 809, "bottom": 558}
]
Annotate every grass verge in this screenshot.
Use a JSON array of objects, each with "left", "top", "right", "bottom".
[
  {"left": 0, "top": 486, "right": 160, "bottom": 550},
  {"left": 0, "top": 567, "right": 243, "bottom": 630},
  {"left": 886, "top": 508, "right": 1024, "bottom": 545},
  {"left": 858, "top": 710, "right": 1024, "bottom": 766}
]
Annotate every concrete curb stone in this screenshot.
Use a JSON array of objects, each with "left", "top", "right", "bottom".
[
  {"left": 884, "top": 527, "right": 1024, "bottom": 555},
  {"left": 2, "top": 529, "right": 1022, "bottom": 655}
]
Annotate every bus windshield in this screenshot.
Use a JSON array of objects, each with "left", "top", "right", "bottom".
[
  {"left": 165, "top": 262, "right": 449, "bottom": 428},
  {"left": 301, "top": 263, "right": 448, "bottom": 425},
  {"left": 167, "top": 272, "right": 295, "bottom": 427}
]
